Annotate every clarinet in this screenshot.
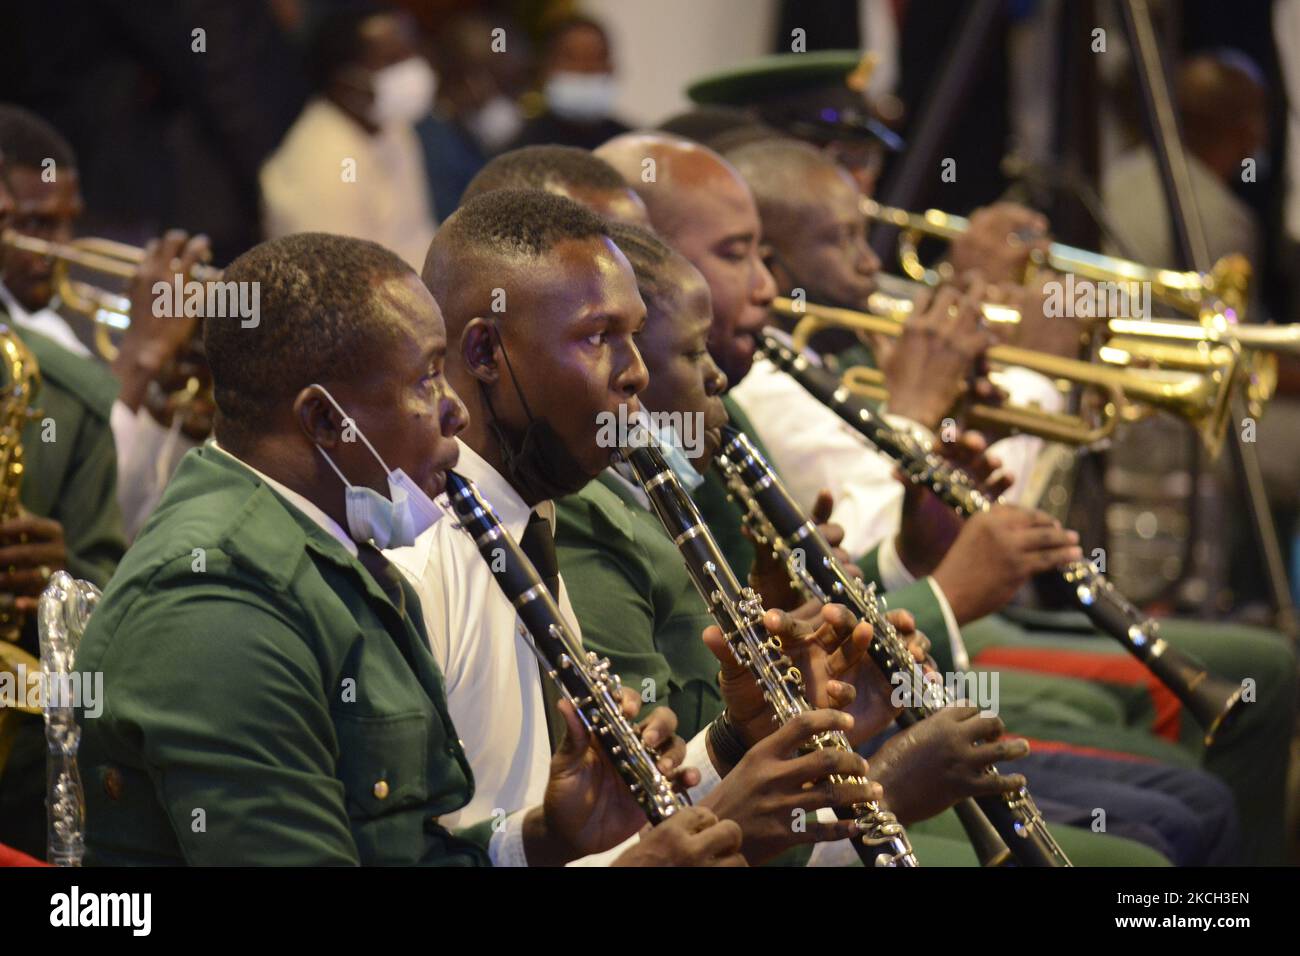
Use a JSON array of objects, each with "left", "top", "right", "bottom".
[
  {"left": 445, "top": 471, "right": 688, "bottom": 825},
  {"left": 616, "top": 435, "right": 918, "bottom": 867},
  {"left": 715, "top": 425, "right": 1071, "bottom": 867},
  {"left": 757, "top": 331, "right": 1247, "bottom": 748}
]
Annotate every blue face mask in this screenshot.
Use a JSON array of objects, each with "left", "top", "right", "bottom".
[
  {"left": 641, "top": 410, "right": 705, "bottom": 492},
  {"left": 311, "top": 385, "right": 444, "bottom": 549}
]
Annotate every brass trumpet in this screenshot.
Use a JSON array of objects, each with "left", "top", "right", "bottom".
[
  {"left": 773, "top": 295, "right": 1237, "bottom": 455},
  {"left": 1, "top": 231, "right": 222, "bottom": 361},
  {"left": 857, "top": 267, "right": 1294, "bottom": 421},
  {"left": 862, "top": 197, "right": 1250, "bottom": 318}
]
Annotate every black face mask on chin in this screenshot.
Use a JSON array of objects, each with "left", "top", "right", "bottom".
[{"left": 481, "top": 336, "right": 592, "bottom": 503}]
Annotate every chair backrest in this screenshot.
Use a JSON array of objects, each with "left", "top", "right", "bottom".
[{"left": 37, "top": 571, "right": 102, "bottom": 867}]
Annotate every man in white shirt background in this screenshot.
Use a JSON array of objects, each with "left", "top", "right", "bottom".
[
  {"left": 1103, "top": 51, "right": 1267, "bottom": 277},
  {"left": 260, "top": 7, "right": 437, "bottom": 270}
]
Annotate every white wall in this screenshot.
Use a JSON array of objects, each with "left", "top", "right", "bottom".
[{"left": 584, "top": 0, "right": 781, "bottom": 127}]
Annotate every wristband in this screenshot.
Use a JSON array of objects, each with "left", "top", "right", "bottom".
[{"left": 706, "top": 709, "right": 749, "bottom": 769}]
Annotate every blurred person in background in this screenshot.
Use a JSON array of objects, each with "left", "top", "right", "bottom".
[
  {"left": 506, "top": 14, "right": 630, "bottom": 152},
  {"left": 0, "top": 106, "right": 89, "bottom": 357},
  {"left": 0, "top": 146, "right": 126, "bottom": 860},
  {"left": 260, "top": 5, "right": 437, "bottom": 267},
  {"left": 0, "top": 105, "right": 213, "bottom": 541},
  {"left": 0, "top": 0, "right": 305, "bottom": 265},
  {"left": 1104, "top": 51, "right": 1268, "bottom": 274},
  {"left": 417, "top": 12, "right": 533, "bottom": 214}
]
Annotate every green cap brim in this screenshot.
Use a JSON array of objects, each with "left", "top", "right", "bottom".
[{"left": 687, "top": 50, "right": 864, "bottom": 106}]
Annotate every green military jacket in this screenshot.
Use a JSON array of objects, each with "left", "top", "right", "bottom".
[
  {"left": 556, "top": 472, "right": 723, "bottom": 741},
  {"left": 0, "top": 323, "right": 125, "bottom": 856},
  {"left": 76, "top": 446, "right": 491, "bottom": 866},
  {"left": 12, "top": 323, "right": 125, "bottom": 589},
  {"left": 697, "top": 397, "right": 960, "bottom": 671}
]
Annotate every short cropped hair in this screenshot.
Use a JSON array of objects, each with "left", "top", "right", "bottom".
[
  {"left": 435, "top": 188, "right": 610, "bottom": 262},
  {"left": 607, "top": 222, "right": 689, "bottom": 319},
  {"left": 461, "top": 145, "right": 628, "bottom": 204},
  {"left": 724, "top": 137, "right": 844, "bottom": 235},
  {"left": 0, "top": 104, "right": 76, "bottom": 170},
  {"left": 206, "top": 232, "right": 414, "bottom": 447}
]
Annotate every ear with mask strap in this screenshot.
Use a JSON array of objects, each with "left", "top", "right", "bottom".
[
  {"left": 477, "top": 325, "right": 592, "bottom": 502},
  {"left": 308, "top": 384, "right": 445, "bottom": 548}
]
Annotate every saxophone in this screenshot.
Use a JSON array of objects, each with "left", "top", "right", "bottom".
[
  {"left": 0, "top": 324, "right": 40, "bottom": 779},
  {"left": 757, "top": 331, "right": 1247, "bottom": 748},
  {"left": 444, "top": 471, "right": 689, "bottom": 825},
  {"left": 714, "top": 424, "right": 1072, "bottom": 867},
  {"left": 0, "top": 325, "right": 39, "bottom": 645},
  {"left": 617, "top": 433, "right": 918, "bottom": 866}
]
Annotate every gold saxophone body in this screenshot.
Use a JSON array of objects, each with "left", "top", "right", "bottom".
[
  {"left": 0, "top": 324, "right": 42, "bottom": 775},
  {"left": 0, "top": 324, "right": 40, "bottom": 644}
]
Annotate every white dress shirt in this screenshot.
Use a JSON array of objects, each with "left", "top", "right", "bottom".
[
  {"left": 386, "top": 439, "right": 559, "bottom": 830},
  {"left": 0, "top": 283, "right": 90, "bottom": 357},
  {"left": 1103, "top": 146, "right": 1259, "bottom": 274},
  {"left": 260, "top": 98, "right": 437, "bottom": 269},
  {"left": 387, "top": 444, "right": 733, "bottom": 865},
  {"left": 729, "top": 334, "right": 1066, "bottom": 668}
]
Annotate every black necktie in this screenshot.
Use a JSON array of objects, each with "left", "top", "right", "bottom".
[
  {"left": 519, "top": 512, "right": 561, "bottom": 600},
  {"left": 518, "top": 511, "right": 565, "bottom": 753}
]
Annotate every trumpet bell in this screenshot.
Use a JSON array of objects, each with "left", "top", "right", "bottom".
[
  {"left": 1, "top": 230, "right": 220, "bottom": 363},
  {"left": 774, "top": 294, "right": 1239, "bottom": 455}
]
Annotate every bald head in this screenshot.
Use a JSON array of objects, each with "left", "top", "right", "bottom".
[
  {"left": 596, "top": 133, "right": 749, "bottom": 240},
  {"left": 596, "top": 132, "right": 776, "bottom": 384}
]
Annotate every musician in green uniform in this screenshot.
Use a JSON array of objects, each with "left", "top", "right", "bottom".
[
  {"left": 712, "top": 121, "right": 1289, "bottom": 864},
  {"left": 554, "top": 220, "right": 1179, "bottom": 866},
  {"left": 0, "top": 151, "right": 127, "bottom": 858},
  {"left": 451, "top": 145, "right": 1193, "bottom": 863},
  {"left": 74, "top": 231, "right": 743, "bottom": 867},
  {"left": 456, "top": 143, "right": 966, "bottom": 654}
]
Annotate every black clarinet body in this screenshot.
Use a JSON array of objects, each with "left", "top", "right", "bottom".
[
  {"left": 758, "top": 331, "right": 1245, "bottom": 748},
  {"left": 715, "top": 424, "right": 1071, "bottom": 867},
  {"left": 617, "top": 438, "right": 918, "bottom": 867},
  {"left": 445, "top": 470, "right": 688, "bottom": 825}
]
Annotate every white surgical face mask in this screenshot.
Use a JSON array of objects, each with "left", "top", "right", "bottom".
[
  {"left": 638, "top": 410, "right": 704, "bottom": 492},
  {"left": 369, "top": 57, "right": 437, "bottom": 127},
  {"left": 468, "top": 95, "right": 523, "bottom": 152},
  {"left": 544, "top": 71, "right": 617, "bottom": 123},
  {"left": 311, "top": 385, "right": 444, "bottom": 548}
]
